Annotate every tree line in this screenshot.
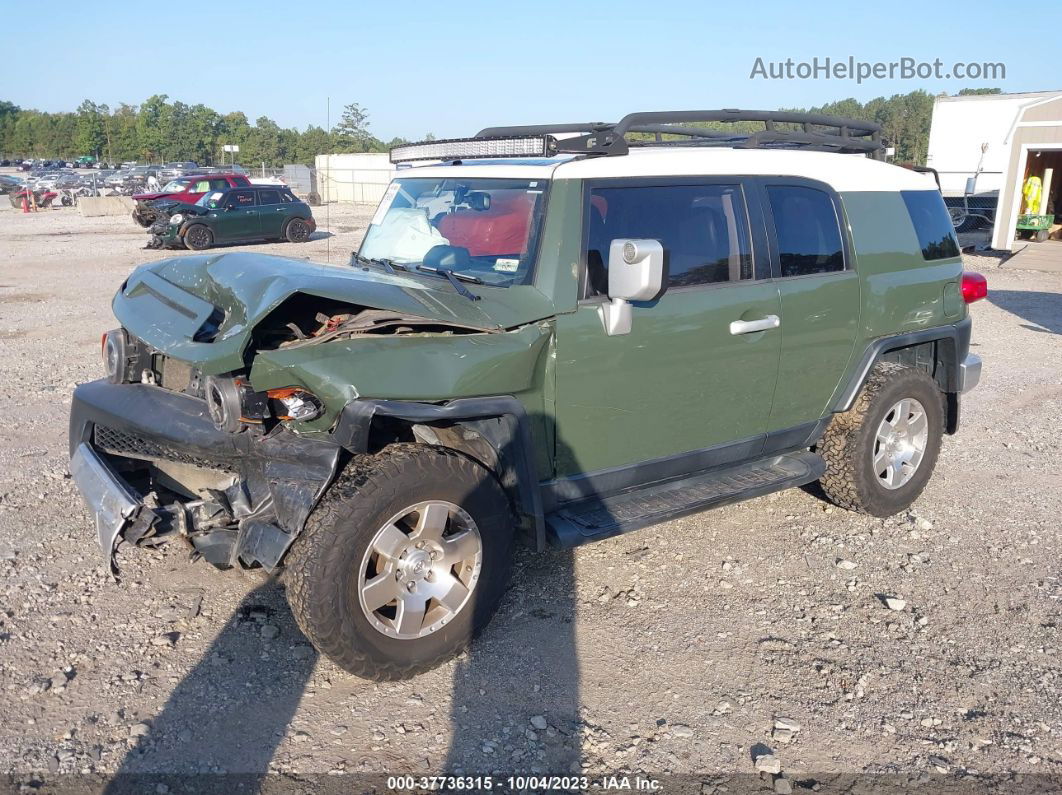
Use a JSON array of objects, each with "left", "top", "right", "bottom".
[
  {"left": 0, "top": 98, "right": 410, "bottom": 166},
  {"left": 0, "top": 88, "right": 998, "bottom": 167}
]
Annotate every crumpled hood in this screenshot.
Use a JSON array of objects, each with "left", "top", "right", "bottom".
[{"left": 112, "top": 251, "right": 555, "bottom": 375}]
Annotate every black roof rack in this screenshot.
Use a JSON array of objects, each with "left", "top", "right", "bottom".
[{"left": 475, "top": 109, "right": 885, "bottom": 159}]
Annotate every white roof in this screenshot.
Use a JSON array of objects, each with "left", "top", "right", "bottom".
[{"left": 399, "top": 148, "right": 935, "bottom": 192}]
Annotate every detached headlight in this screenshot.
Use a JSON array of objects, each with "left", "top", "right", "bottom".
[
  {"left": 266, "top": 387, "right": 323, "bottom": 422},
  {"left": 169, "top": 213, "right": 184, "bottom": 225}
]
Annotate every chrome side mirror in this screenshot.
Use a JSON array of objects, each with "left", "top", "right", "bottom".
[{"left": 598, "top": 238, "right": 665, "bottom": 336}]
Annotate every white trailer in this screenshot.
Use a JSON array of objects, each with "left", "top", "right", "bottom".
[{"left": 926, "top": 91, "right": 1062, "bottom": 232}]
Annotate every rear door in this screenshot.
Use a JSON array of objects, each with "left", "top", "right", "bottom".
[
  {"left": 756, "top": 179, "right": 860, "bottom": 437},
  {"left": 553, "top": 179, "right": 783, "bottom": 477},
  {"left": 256, "top": 188, "right": 286, "bottom": 237},
  {"left": 218, "top": 189, "right": 260, "bottom": 241}
]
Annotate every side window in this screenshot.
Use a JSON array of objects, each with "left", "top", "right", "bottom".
[
  {"left": 209, "top": 178, "right": 230, "bottom": 191},
  {"left": 901, "top": 190, "right": 961, "bottom": 260},
  {"left": 192, "top": 180, "right": 211, "bottom": 192},
  {"left": 584, "top": 184, "right": 753, "bottom": 296},
  {"left": 766, "top": 185, "right": 845, "bottom": 277},
  {"left": 280, "top": 190, "right": 296, "bottom": 203},
  {"left": 258, "top": 189, "right": 281, "bottom": 205},
  {"left": 227, "top": 190, "right": 255, "bottom": 209}
]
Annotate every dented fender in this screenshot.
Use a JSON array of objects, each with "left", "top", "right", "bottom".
[{"left": 248, "top": 320, "right": 555, "bottom": 431}]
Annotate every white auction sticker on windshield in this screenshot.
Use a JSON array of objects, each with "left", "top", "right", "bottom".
[
  {"left": 371, "top": 183, "right": 400, "bottom": 226},
  {"left": 494, "top": 258, "right": 520, "bottom": 273}
]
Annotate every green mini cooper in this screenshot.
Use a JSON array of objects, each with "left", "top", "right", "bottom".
[{"left": 148, "top": 184, "right": 316, "bottom": 250}]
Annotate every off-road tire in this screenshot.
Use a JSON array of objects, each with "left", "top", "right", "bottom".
[
  {"left": 817, "top": 362, "right": 944, "bottom": 517},
  {"left": 285, "top": 217, "right": 311, "bottom": 243},
  {"left": 183, "top": 224, "right": 213, "bottom": 251},
  {"left": 285, "top": 443, "right": 514, "bottom": 680}
]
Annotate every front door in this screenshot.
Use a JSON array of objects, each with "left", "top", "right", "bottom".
[
  {"left": 217, "top": 189, "right": 260, "bottom": 241},
  {"left": 553, "top": 180, "right": 783, "bottom": 479}
]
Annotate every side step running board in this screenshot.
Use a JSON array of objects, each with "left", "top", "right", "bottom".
[{"left": 546, "top": 450, "right": 825, "bottom": 547}]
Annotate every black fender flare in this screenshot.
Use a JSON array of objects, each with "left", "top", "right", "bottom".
[
  {"left": 831, "top": 316, "right": 971, "bottom": 433},
  {"left": 332, "top": 397, "right": 546, "bottom": 550}
]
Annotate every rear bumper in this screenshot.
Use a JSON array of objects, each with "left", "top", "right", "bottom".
[
  {"left": 69, "top": 380, "right": 342, "bottom": 574},
  {"left": 958, "top": 353, "right": 982, "bottom": 393}
]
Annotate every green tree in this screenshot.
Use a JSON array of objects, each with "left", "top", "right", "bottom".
[
  {"left": 957, "top": 87, "right": 1002, "bottom": 96},
  {"left": 332, "top": 102, "right": 377, "bottom": 152},
  {"left": 75, "top": 99, "right": 106, "bottom": 158}
]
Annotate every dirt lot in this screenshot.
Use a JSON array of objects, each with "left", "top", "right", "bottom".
[{"left": 0, "top": 201, "right": 1059, "bottom": 792}]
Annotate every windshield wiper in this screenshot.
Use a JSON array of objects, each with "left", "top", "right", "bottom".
[
  {"left": 350, "top": 252, "right": 406, "bottom": 273},
  {"left": 416, "top": 265, "right": 482, "bottom": 301}
]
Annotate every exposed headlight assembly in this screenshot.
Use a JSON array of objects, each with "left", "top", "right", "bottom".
[
  {"left": 266, "top": 387, "right": 323, "bottom": 422},
  {"left": 99, "top": 324, "right": 143, "bottom": 382},
  {"left": 169, "top": 213, "right": 184, "bottom": 225}
]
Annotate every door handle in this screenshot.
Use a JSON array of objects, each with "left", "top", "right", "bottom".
[{"left": 730, "top": 315, "right": 780, "bottom": 335}]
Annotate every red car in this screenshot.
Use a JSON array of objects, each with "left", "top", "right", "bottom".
[{"left": 131, "top": 173, "right": 252, "bottom": 227}]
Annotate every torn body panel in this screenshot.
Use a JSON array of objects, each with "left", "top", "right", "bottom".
[
  {"left": 69, "top": 380, "right": 342, "bottom": 574},
  {"left": 248, "top": 320, "right": 555, "bottom": 433}
]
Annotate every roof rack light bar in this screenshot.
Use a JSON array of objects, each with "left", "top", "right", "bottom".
[
  {"left": 475, "top": 109, "right": 885, "bottom": 159},
  {"left": 389, "top": 135, "right": 556, "bottom": 164}
]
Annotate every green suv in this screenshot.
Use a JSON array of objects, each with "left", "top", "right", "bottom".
[{"left": 69, "top": 110, "right": 985, "bottom": 680}]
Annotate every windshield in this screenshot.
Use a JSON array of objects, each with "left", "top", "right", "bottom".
[
  {"left": 196, "top": 190, "right": 226, "bottom": 209},
  {"left": 161, "top": 179, "right": 191, "bottom": 193},
  {"left": 358, "top": 177, "right": 547, "bottom": 287}
]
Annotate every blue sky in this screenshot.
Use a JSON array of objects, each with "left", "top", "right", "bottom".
[{"left": 2, "top": 1, "right": 1053, "bottom": 139}]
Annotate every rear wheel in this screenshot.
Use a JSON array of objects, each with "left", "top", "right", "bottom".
[
  {"left": 285, "top": 217, "right": 311, "bottom": 243},
  {"left": 285, "top": 444, "right": 514, "bottom": 680},
  {"left": 817, "top": 362, "right": 944, "bottom": 517},
  {"left": 184, "top": 224, "right": 213, "bottom": 251}
]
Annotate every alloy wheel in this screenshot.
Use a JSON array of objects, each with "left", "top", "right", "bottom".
[
  {"left": 356, "top": 500, "right": 483, "bottom": 640},
  {"left": 872, "top": 397, "right": 929, "bottom": 489}
]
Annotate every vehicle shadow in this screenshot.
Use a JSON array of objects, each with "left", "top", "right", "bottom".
[
  {"left": 444, "top": 418, "right": 588, "bottom": 777},
  {"left": 988, "top": 289, "right": 1062, "bottom": 335},
  {"left": 103, "top": 579, "right": 318, "bottom": 794}
]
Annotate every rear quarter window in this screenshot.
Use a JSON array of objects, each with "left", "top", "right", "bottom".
[{"left": 901, "top": 190, "right": 960, "bottom": 260}]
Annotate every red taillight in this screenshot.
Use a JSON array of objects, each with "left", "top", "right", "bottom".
[{"left": 961, "top": 271, "right": 987, "bottom": 303}]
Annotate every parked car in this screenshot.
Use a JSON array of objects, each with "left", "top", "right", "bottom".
[
  {"left": 69, "top": 109, "right": 984, "bottom": 681},
  {"left": 131, "top": 173, "right": 252, "bottom": 227},
  {"left": 158, "top": 161, "right": 200, "bottom": 182},
  {"left": 0, "top": 174, "right": 25, "bottom": 194},
  {"left": 147, "top": 184, "right": 315, "bottom": 249}
]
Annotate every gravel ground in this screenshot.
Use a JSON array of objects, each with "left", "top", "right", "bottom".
[{"left": 0, "top": 201, "right": 1060, "bottom": 792}]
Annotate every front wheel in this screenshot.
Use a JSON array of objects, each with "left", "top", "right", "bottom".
[
  {"left": 183, "top": 223, "right": 213, "bottom": 251},
  {"left": 285, "top": 444, "right": 514, "bottom": 680},
  {"left": 817, "top": 362, "right": 944, "bottom": 517}
]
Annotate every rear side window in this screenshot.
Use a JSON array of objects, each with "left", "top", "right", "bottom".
[
  {"left": 901, "top": 190, "right": 961, "bottom": 260},
  {"left": 766, "top": 185, "right": 845, "bottom": 277},
  {"left": 209, "top": 178, "right": 230, "bottom": 191},
  {"left": 258, "top": 189, "right": 281, "bottom": 205},
  {"left": 585, "top": 184, "right": 753, "bottom": 296}
]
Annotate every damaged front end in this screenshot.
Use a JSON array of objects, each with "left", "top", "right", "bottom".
[
  {"left": 70, "top": 252, "right": 557, "bottom": 575},
  {"left": 69, "top": 378, "right": 342, "bottom": 576},
  {"left": 144, "top": 205, "right": 188, "bottom": 250}
]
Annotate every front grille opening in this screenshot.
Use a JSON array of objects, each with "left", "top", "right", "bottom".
[{"left": 93, "top": 425, "right": 235, "bottom": 472}]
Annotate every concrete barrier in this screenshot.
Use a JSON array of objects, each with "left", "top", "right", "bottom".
[{"left": 78, "top": 196, "right": 135, "bottom": 217}]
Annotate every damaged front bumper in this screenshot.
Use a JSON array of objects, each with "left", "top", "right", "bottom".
[{"left": 69, "top": 380, "right": 343, "bottom": 575}]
